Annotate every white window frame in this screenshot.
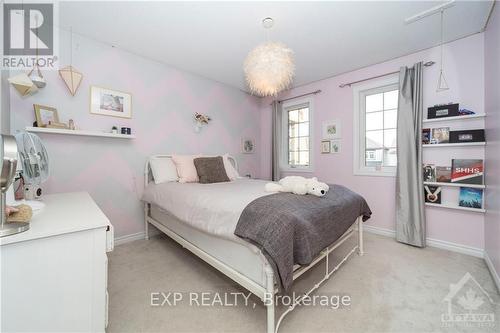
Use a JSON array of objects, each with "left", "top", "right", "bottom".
[
  {"left": 353, "top": 75, "right": 399, "bottom": 177},
  {"left": 280, "top": 97, "right": 314, "bottom": 173}
]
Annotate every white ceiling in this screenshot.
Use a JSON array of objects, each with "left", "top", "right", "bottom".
[{"left": 60, "top": 1, "right": 494, "bottom": 93}]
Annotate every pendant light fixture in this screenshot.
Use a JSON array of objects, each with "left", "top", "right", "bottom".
[
  {"left": 244, "top": 17, "right": 295, "bottom": 97},
  {"left": 59, "top": 27, "right": 83, "bottom": 96},
  {"left": 436, "top": 10, "right": 449, "bottom": 92}
]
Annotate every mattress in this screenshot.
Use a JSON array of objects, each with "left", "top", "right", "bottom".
[
  {"left": 149, "top": 204, "right": 268, "bottom": 286},
  {"left": 142, "top": 178, "right": 272, "bottom": 245}
]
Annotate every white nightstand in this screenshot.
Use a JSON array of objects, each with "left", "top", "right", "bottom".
[{"left": 1, "top": 192, "right": 113, "bottom": 332}]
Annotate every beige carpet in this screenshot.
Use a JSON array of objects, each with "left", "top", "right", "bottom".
[{"left": 108, "top": 233, "right": 500, "bottom": 333}]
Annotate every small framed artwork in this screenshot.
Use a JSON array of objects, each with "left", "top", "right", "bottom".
[
  {"left": 34, "top": 104, "right": 59, "bottom": 127},
  {"left": 322, "top": 120, "right": 341, "bottom": 139},
  {"left": 90, "top": 86, "right": 132, "bottom": 118},
  {"left": 331, "top": 139, "right": 341, "bottom": 153},
  {"left": 321, "top": 140, "right": 331, "bottom": 154},
  {"left": 242, "top": 138, "right": 255, "bottom": 154}
]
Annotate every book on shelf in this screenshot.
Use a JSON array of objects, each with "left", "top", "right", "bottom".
[
  {"left": 422, "top": 128, "right": 431, "bottom": 144},
  {"left": 424, "top": 185, "right": 442, "bottom": 204},
  {"left": 436, "top": 166, "right": 452, "bottom": 183},
  {"left": 458, "top": 187, "right": 483, "bottom": 209},
  {"left": 431, "top": 127, "right": 450, "bottom": 144},
  {"left": 423, "top": 164, "right": 436, "bottom": 182},
  {"left": 451, "top": 159, "right": 484, "bottom": 185}
]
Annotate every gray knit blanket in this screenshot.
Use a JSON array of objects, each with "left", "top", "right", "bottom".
[{"left": 234, "top": 185, "right": 372, "bottom": 291}]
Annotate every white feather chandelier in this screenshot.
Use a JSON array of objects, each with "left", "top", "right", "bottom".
[{"left": 244, "top": 18, "right": 295, "bottom": 97}]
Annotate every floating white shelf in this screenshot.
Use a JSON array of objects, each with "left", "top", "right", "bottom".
[
  {"left": 423, "top": 142, "right": 485, "bottom": 148},
  {"left": 25, "top": 127, "right": 136, "bottom": 139},
  {"left": 423, "top": 182, "right": 485, "bottom": 189},
  {"left": 425, "top": 202, "right": 485, "bottom": 213},
  {"left": 423, "top": 114, "right": 486, "bottom": 123}
]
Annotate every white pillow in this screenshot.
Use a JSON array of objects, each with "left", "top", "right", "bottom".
[
  {"left": 149, "top": 157, "right": 178, "bottom": 184},
  {"left": 171, "top": 155, "right": 200, "bottom": 183},
  {"left": 223, "top": 154, "right": 240, "bottom": 180}
]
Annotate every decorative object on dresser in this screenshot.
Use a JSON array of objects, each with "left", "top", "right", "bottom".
[
  {"left": 458, "top": 187, "right": 483, "bottom": 209},
  {"left": 322, "top": 120, "right": 341, "bottom": 139},
  {"left": 427, "top": 103, "right": 459, "bottom": 119},
  {"left": 449, "top": 129, "right": 485, "bottom": 143},
  {"left": 0, "top": 192, "right": 113, "bottom": 332},
  {"left": 424, "top": 185, "right": 441, "bottom": 204},
  {"left": 431, "top": 127, "right": 449, "bottom": 144},
  {"left": 59, "top": 28, "right": 84, "bottom": 96},
  {"left": 241, "top": 138, "right": 255, "bottom": 154},
  {"left": 90, "top": 86, "right": 132, "bottom": 118},
  {"left": 451, "top": 159, "right": 484, "bottom": 185},
  {"left": 320, "top": 140, "right": 331, "bottom": 154}
]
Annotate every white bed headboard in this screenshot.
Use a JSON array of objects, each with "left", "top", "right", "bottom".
[{"left": 144, "top": 155, "right": 238, "bottom": 187}]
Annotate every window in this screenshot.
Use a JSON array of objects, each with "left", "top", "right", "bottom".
[
  {"left": 281, "top": 99, "right": 313, "bottom": 172},
  {"left": 353, "top": 77, "right": 399, "bottom": 176}
]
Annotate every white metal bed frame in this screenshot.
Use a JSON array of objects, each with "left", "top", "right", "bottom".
[{"left": 144, "top": 155, "right": 364, "bottom": 333}]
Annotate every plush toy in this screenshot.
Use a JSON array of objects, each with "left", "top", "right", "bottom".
[{"left": 265, "top": 176, "right": 330, "bottom": 197}]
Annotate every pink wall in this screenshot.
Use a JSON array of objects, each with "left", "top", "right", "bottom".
[
  {"left": 10, "top": 30, "right": 262, "bottom": 238},
  {"left": 261, "top": 34, "right": 485, "bottom": 249},
  {"left": 484, "top": 4, "right": 500, "bottom": 282}
]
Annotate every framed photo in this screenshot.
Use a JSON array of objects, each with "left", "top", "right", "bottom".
[
  {"left": 322, "top": 120, "right": 341, "bottom": 139},
  {"left": 331, "top": 139, "right": 341, "bottom": 153},
  {"left": 90, "top": 86, "right": 132, "bottom": 118},
  {"left": 34, "top": 104, "right": 59, "bottom": 127},
  {"left": 321, "top": 140, "right": 331, "bottom": 154},
  {"left": 241, "top": 138, "right": 255, "bottom": 154}
]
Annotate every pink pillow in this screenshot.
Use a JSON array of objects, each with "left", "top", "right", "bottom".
[{"left": 171, "top": 155, "right": 200, "bottom": 183}]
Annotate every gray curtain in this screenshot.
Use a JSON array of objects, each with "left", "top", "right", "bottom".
[
  {"left": 271, "top": 101, "right": 282, "bottom": 181},
  {"left": 396, "top": 62, "right": 426, "bottom": 247}
]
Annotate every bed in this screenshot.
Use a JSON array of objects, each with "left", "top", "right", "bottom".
[{"left": 143, "top": 155, "right": 368, "bottom": 333}]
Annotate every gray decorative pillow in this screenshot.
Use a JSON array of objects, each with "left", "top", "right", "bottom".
[{"left": 193, "top": 156, "right": 230, "bottom": 184}]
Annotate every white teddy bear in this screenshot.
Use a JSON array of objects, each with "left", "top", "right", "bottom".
[{"left": 265, "top": 176, "right": 330, "bottom": 197}]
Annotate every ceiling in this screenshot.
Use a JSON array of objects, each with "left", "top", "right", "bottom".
[{"left": 60, "top": 1, "right": 494, "bottom": 93}]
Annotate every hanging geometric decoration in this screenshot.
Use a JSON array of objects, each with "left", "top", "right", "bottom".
[
  {"left": 244, "top": 18, "right": 295, "bottom": 97},
  {"left": 59, "top": 65, "right": 83, "bottom": 96},
  {"left": 436, "top": 10, "right": 450, "bottom": 93},
  {"left": 28, "top": 64, "right": 46, "bottom": 88},
  {"left": 59, "top": 27, "right": 83, "bottom": 96},
  {"left": 8, "top": 73, "right": 38, "bottom": 97}
]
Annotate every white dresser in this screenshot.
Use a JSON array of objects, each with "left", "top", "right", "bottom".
[{"left": 1, "top": 192, "right": 113, "bottom": 332}]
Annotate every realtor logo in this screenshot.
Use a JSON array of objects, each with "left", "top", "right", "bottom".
[
  {"left": 2, "top": 2, "right": 58, "bottom": 69},
  {"left": 441, "top": 272, "right": 496, "bottom": 328},
  {"left": 3, "top": 3, "right": 53, "bottom": 55}
]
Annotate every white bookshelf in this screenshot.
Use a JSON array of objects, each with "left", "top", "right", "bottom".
[
  {"left": 423, "top": 182, "right": 485, "bottom": 189},
  {"left": 423, "top": 142, "right": 485, "bottom": 148},
  {"left": 423, "top": 114, "right": 485, "bottom": 123},
  {"left": 26, "top": 127, "right": 136, "bottom": 139},
  {"left": 425, "top": 203, "right": 485, "bottom": 213}
]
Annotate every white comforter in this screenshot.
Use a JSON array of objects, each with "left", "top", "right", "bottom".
[{"left": 142, "top": 179, "right": 272, "bottom": 241}]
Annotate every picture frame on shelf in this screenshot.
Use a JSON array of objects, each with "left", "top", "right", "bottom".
[
  {"left": 431, "top": 127, "right": 449, "bottom": 144},
  {"left": 90, "top": 86, "right": 132, "bottom": 118},
  {"left": 320, "top": 140, "right": 331, "bottom": 154},
  {"left": 33, "top": 104, "right": 59, "bottom": 127}
]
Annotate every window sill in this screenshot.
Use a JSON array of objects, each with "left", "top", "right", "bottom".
[
  {"left": 280, "top": 167, "right": 314, "bottom": 173},
  {"left": 353, "top": 170, "right": 396, "bottom": 177}
]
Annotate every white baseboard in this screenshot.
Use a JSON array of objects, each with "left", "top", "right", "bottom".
[
  {"left": 484, "top": 251, "right": 500, "bottom": 293},
  {"left": 363, "top": 224, "right": 484, "bottom": 258},
  {"left": 114, "top": 232, "right": 146, "bottom": 246}
]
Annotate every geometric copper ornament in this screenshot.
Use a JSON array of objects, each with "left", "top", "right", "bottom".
[
  {"left": 58, "top": 65, "right": 83, "bottom": 96},
  {"left": 8, "top": 72, "right": 38, "bottom": 96}
]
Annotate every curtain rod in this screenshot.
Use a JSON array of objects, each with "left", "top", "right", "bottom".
[
  {"left": 339, "top": 61, "right": 435, "bottom": 88},
  {"left": 277, "top": 90, "right": 322, "bottom": 103}
]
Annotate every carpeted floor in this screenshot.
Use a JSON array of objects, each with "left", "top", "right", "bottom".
[{"left": 108, "top": 233, "right": 500, "bottom": 333}]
